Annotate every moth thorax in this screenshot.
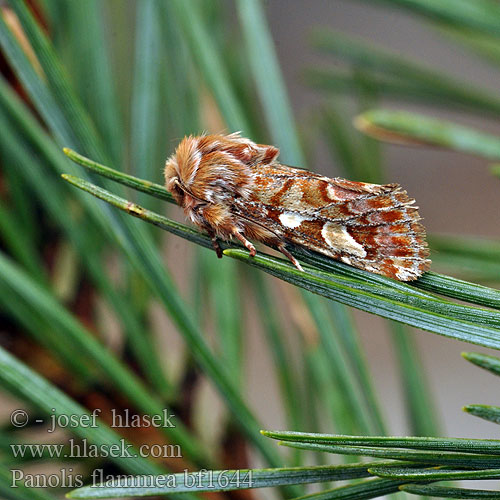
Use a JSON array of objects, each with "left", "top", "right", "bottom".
[{"left": 165, "top": 133, "right": 281, "bottom": 206}]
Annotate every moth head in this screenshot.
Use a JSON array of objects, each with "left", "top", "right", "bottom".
[{"left": 164, "top": 133, "right": 280, "bottom": 208}]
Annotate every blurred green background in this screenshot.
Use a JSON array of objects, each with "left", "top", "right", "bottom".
[{"left": 1, "top": 1, "right": 500, "bottom": 499}]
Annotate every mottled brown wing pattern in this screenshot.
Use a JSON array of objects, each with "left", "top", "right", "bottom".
[{"left": 233, "top": 164, "right": 430, "bottom": 281}]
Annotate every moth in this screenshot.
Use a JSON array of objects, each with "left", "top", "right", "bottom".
[{"left": 164, "top": 133, "right": 430, "bottom": 281}]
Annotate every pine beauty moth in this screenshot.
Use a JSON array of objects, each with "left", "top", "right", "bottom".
[{"left": 164, "top": 133, "right": 430, "bottom": 281}]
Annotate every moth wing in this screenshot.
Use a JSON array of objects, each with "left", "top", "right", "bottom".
[{"left": 234, "top": 164, "right": 430, "bottom": 280}]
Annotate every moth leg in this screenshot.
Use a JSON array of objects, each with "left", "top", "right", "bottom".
[
  {"left": 277, "top": 243, "right": 304, "bottom": 272},
  {"left": 212, "top": 236, "right": 223, "bottom": 258},
  {"left": 233, "top": 230, "right": 256, "bottom": 257},
  {"left": 207, "top": 229, "right": 223, "bottom": 258}
]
